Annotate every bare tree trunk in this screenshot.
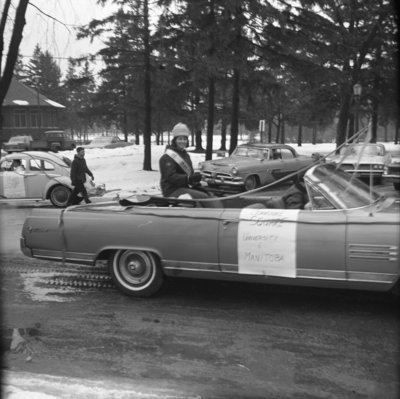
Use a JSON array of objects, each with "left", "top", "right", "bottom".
[
  {"left": 219, "top": 118, "right": 227, "bottom": 151},
  {"left": 268, "top": 121, "right": 272, "bottom": 143},
  {"left": 205, "top": 77, "right": 215, "bottom": 161},
  {"left": 0, "top": 0, "right": 12, "bottom": 77},
  {"left": 229, "top": 69, "right": 240, "bottom": 154},
  {"left": 142, "top": 0, "right": 152, "bottom": 171},
  {"left": 0, "top": 0, "right": 29, "bottom": 107},
  {"left": 371, "top": 99, "right": 379, "bottom": 143},
  {"left": 280, "top": 115, "right": 285, "bottom": 144},
  {"left": 228, "top": 4, "right": 243, "bottom": 155},
  {"left": 297, "top": 124, "right": 302, "bottom": 147},
  {"left": 336, "top": 89, "right": 351, "bottom": 151},
  {"left": 275, "top": 114, "right": 281, "bottom": 143}
]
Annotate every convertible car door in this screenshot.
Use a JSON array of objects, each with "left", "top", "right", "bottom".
[
  {"left": 345, "top": 210, "right": 400, "bottom": 288},
  {"left": 61, "top": 207, "right": 224, "bottom": 272},
  {"left": 218, "top": 208, "right": 348, "bottom": 281}
]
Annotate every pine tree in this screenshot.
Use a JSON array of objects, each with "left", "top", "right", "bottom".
[{"left": 25, "top": 45, "right": 64, "bottom": 104}]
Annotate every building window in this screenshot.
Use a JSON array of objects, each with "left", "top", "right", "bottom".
[
  {"left": 14, "top": 110, "right": 27, "bottom": 127},
  {"left": 44, "top": 111, "right": 57, "bottom": 127},
  {"left": 31, "top": 111, "right": 42, "bottom": 127}
]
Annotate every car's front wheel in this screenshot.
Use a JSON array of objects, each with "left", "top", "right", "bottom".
[
  {"left": 109, "top": 250, "right": 163, "bottom": 297},
  {"left": 49, "top": 185, "right": 71, "bottom": 207},
  {"left": 244, "top": 175, "right": 259, "bottom": 191}
]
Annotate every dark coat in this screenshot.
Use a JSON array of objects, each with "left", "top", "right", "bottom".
[
  {"left": 70, "top": 155, "right": 93, "bottom": 186},
  {"left": 282, "top": 181, "right": 308, "bottom": 209},
  {"left": 159, "top": 145, "right": 194, "bottom": 197}
]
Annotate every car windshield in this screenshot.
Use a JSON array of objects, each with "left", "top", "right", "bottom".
[
  {"left": 340, "top": 144, "right": 384, "bottom": 156},
  {"left": 307, "top": 163, "right": 381, "bottom": 209},
  {"left": 233, "top": 147, "right": 268, "bottom": 158}
]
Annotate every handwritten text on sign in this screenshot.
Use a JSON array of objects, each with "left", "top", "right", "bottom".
[{"left": 237, "top": 208, "right": 299, "bottom": 278}]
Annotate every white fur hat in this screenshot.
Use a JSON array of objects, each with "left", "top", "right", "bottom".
[{"left": 171, "top": 123, "right": 190, "bottom": 139}]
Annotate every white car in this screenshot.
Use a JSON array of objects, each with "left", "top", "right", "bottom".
[
  {"left": 384, "top": 147, "right": 400, "bottom": 190},
  {"left": 0, "top": 151, "right": 105, "bottom": 207},
  {"left": 84, "top": 136, "right": 133, "bottom": 149},
  {"left": 328, "top": 143, "right": 391, "bottom": 184}
]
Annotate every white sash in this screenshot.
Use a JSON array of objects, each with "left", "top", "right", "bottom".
[{"left": 165, "top": 149, "right": 192, "bottom": 176}]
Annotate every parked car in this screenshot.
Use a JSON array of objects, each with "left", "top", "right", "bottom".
[
  {"left": 84, "top": 136, "right": 133, "bottom": 149},
  {"left": 0, "top": 152, "right": 105, "bottom": 207},
  {"left": 199, "top": 143, "right": 314, "bottom": 191},
  {"left": 383, "top": 147, "right": 400, "bottom": 190},
  {"left": 20, "top": 163, "right": 399, "bottom": 298},
  {"left": 30, "top": 130, "right": 77, "bottom": 152},
  {"left": 2, "top": 135, "right": 33, "bottom": 153},
  {"left": 328, "top": 143, "right": 391, "bottom": 184}
]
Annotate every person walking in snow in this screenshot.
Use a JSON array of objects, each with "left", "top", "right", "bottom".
[
  {"left": 159, "top": 123, "right": 209, "bottom": 199},
  {"left": 67, "top": 147, "right": 94, "bottom": 206}
]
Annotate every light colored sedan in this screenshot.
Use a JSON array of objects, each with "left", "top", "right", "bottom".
[
  {"left": 84, "top": 136, "right": 133, "bottom": 149},
  {"left": 199, "top": 143, "right": 313, "bottom": 191},
  {"left": 383, "top": 148, "right": 400, "bottom": 190},
  {"left": 2, "top": 135, "right": 33, "bottom": 153},
  {"left": 329, "top": 143, "right": 391, "bottom": 184},
  {"left": 0, "top": 152, "right": 105, "bottom": 207}
]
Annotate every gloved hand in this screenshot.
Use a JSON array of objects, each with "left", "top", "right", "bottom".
[{"left": 188, "top": 172, "right": 202, "bottom": 185}]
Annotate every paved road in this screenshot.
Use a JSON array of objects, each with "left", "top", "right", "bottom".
[{"left": 2, "top": 255, "right": 399, "bottom": 398}]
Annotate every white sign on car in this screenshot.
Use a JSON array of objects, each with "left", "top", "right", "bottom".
[{"left": 237, "top": 208, "right": 299, "bottom": 278}]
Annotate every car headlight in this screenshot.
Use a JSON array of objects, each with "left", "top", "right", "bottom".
[
  {"left": 373, "top": 164, "right": 383, "bottom": 169},
  {"left": 231, "top": 166, "right": 238, "bottom": 176}
]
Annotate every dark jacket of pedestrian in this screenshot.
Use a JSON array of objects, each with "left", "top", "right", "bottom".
[
  {"left": 70, "top": 154, "right": 93, "bottom": 186},
  {"left": 67, "top": 147, "right": 94, "bottom": 206}
]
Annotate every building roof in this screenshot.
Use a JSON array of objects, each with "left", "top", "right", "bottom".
[{"left": 3, "top": 78, "right": 65, "bottom": 108}]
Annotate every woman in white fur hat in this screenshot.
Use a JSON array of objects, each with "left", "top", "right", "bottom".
[{"left": 159, "top": 122, "right": 210, "bottom": 199}]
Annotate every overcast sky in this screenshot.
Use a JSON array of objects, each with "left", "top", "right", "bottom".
[{"left": 7, "top": 0, "right": 117, "bottom": 76}]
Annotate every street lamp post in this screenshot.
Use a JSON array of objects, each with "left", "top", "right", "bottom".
[{"left": 353, "top": 83, "right": 362, "bottom": 134}]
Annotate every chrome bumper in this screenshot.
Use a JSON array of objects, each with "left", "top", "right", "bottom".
[
  {"left": 203, "top": 177, "right": 244, "bottom": 186},
  {"left": 20, "top": 237, "right": 33, "bottom": 257}
]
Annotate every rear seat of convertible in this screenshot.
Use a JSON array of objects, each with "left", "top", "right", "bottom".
[{"left": 244, "top": 197, "right": 286, "bottom": 209}]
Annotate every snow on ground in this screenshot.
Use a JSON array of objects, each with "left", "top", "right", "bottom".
[
  {"left": 3, "top": 370, "right": 185, "bottom": 399},
  {"left": 58, "top": 140, "right": 399, "bottom": 199}
]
